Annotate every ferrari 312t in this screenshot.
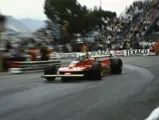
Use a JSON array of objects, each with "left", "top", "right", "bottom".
[{"left": 41, "top": 53, "right": 123, "bottom": 82}]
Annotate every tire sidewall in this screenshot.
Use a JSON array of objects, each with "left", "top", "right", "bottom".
[
  {"left": 89, "top": 62, "right": 102, "bottom": 80},
  {"left": 110, "top": 58, "right": 123, "bottom": 74},
  {"left": 44, "top": 65, "right": 57, "bottom": 81}
]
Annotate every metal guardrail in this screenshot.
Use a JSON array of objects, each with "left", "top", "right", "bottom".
[
  {"left": 9, "top": 60, "right": 61, "bottom": 74},
  {"left": 7, "top": 49, "right": 156, "bottom": 74}
]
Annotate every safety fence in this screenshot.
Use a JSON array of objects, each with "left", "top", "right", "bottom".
[
  {"left": 50, "top": 49, "right": 156, "bottom": 59},
  {"left": 24, "top": 49, "right": 155, "bottom": 61},
  {"left": 7, "top": 49, "right": 156, "bottom": 74},
  {"left": 9, "top": 60, "right": 61, "bottom": 74}
]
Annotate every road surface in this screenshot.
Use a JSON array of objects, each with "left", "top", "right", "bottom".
[{"left": 0, "top": 56, "right": 159, "bottom": 120}]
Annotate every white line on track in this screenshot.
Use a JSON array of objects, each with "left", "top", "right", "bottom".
[{"left": 145, "top": 107, "right": 159, "bottom": 120}]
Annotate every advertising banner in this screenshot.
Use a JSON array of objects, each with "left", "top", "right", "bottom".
[
  {"left": 113, "top": 50, "right": 124, "bottom": 56},
  {"left": 124, "top": 49, "right": 150, "bottom": 56},
  {"left": 51, "top": 49, "right": 153, "bottom": 59}
]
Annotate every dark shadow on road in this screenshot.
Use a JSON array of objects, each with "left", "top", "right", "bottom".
[{"left": 44, "top": 79, "right": 87, "bottom": 84}]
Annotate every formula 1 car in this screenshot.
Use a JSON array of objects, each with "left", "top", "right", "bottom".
[{"left": 41, "top": 53, "right": 123, "bottom": 82}]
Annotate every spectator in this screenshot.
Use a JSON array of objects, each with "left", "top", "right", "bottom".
[
  {"left": 40, "top": 43, "right": 49, "bottom": 61},
  {"left": 5, "top": 40, "right": 11, "bottom": 52},
  {"left": 29, "top": 47, "right": 37, "bottom": 61}
]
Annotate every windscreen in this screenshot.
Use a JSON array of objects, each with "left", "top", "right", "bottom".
[{"left": 70, "top": 61, "right": 79, "bottom": 64}]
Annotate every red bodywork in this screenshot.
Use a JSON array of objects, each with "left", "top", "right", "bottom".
[{"left": 58, "top": 57, "right": 111, "bottom": 75}]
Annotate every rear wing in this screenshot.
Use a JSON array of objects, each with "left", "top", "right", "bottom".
[
  {"left": 76, "top": 51, "right": 113, "bottom": 60},
  {"left": 90, "top": 55, "right": 112, "bottom": 62},
  {"left": 90, "top": 54, "right": 112, "bottom": 58}
]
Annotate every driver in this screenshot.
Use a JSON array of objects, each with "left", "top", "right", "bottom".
[{"left": 76, "top": 53, "right": 88, "bottom": 62}]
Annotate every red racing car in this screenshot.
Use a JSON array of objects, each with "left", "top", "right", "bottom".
[{"left": 41, "top": 53, "right": 123, "bottom": 82}]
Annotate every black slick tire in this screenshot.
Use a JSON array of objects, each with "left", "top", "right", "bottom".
[
  {"left": 89, "top": 62, "right": 102, "bottom": 80},
  {"left": 110, "top": 58, "right": 123, "bottom": 74},
  {"left": 44, "top": 65, "right": 57, "bottom": 81}
]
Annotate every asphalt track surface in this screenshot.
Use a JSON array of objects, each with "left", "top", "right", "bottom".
[{"left": 0, "top": 56, "right": 159, "bottom": 120}]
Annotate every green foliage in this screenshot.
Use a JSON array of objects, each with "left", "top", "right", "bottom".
[{"left": 44, "top": 0, "right": 116, "bottom": 36}]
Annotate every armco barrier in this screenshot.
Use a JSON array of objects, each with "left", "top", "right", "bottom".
[
  {"left": 50, "top": 49, "right": 155, "bottom": 59},
  {"left": 3, "top": 57, "right": 26, "bottom": 72},
  {"left": 8, "top": 49, "right": 156, "bottom": 74},
  {"left": 8, "top": 60, "right": 61, "bottom": 74}
]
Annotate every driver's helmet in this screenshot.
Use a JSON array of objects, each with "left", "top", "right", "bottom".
[
  {"left": 79, "top": 53, "right": 87, "bottom": 58},
  {"left": 76, "top": 53, "right": 87, "bottom": 62}
]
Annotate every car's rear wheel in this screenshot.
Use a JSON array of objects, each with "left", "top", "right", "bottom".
[
  {"left": 89, "top": 62, "right": 102, "bottom": 80},
  {"left": 44, "top": 65, "right": 57, "bottom": 81},
  {"left": 110, "top": 58, "right": 123, "bottom": 74}
]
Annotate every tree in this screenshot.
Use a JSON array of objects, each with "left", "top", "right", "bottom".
[
  {"left": 44, "top": 0, "right": 116, "bottom": 39},
  {"left": 0, "top": 14, "right": 6, "bottom": 72},
  {"left": 0, "top": 14, "right": 6, "bottom": 32}
]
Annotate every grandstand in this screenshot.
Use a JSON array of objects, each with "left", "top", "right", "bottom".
[
  {"left": 99, "top": 0, "right": 159, "bottom": 50},
  {"left": 122, "top": 0, "right": 159, "bottom": 41}
]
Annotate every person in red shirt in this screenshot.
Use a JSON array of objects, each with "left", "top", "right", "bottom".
[
  {"left": 154, "top": 41, "right": 159, "bottom": 55},
  {"left": 81, "top": 44, "right": 88, "bottom": 53},
  {"left": 150, "top": 41, "right": 159, "bottom": 55},
  {"left": 29, "top": 48, "right": 37, "bottom": 61},
  {"left": 40, "top": 43, "right": 49, "bottom": 61}
]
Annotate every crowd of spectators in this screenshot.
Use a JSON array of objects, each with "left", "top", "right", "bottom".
[
  {"left": 63, "top": 0, "right": 159, "bottom": 52},
  {"left": 1, "top": 0, "right": 159, "bottom": 57},
  {"left": 1, "top": 38, "right": 55, "bottom": 60},
  {"left": 103, "top": 0, "right": 159, "bottom": 50},
  {"left": 1, "top": 0, "right": 159, "bottom": 73}
]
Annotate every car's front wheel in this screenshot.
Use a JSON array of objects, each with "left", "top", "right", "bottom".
[
  {"left": 44, "top": 65, "right": 57, "bottom": 81},
  {"left": 89, "top": 62, "right": 102, "bottom": 80}
]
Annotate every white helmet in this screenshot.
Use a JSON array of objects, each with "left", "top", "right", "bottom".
[{"left": 77, "top": 53, "right": 86, "bottom": 58}]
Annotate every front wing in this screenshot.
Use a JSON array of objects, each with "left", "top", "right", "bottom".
[{"left": 41, "top": 74, "right": 84, "bottom": 78}]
